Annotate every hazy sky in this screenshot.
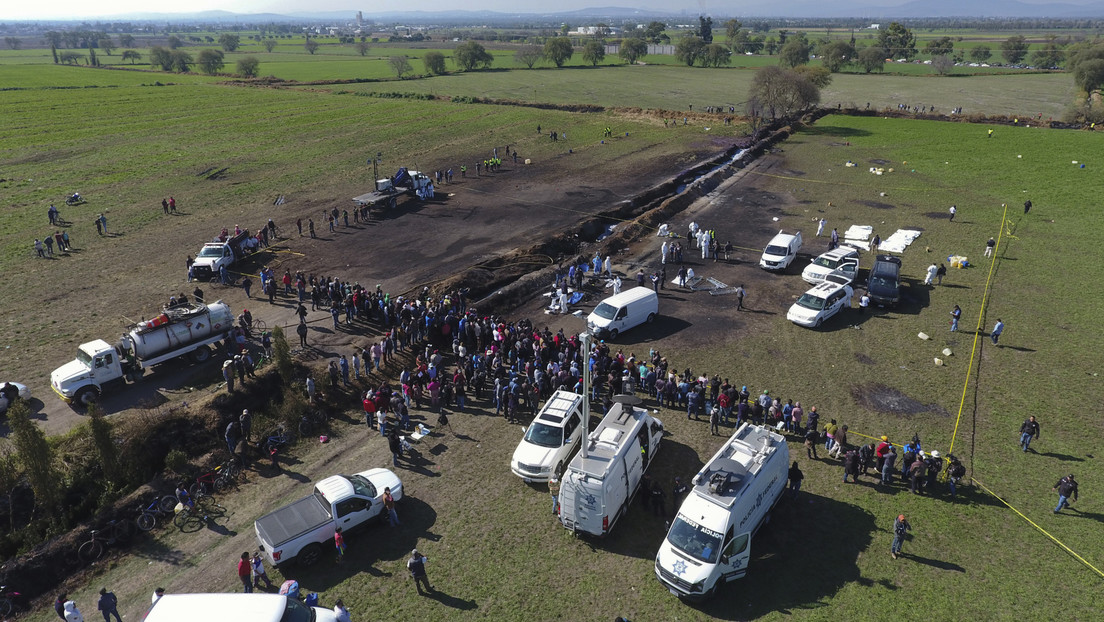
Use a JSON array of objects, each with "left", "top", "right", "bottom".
[{"left": 3, "top": 0, "right": 1080, "bottom": 21}]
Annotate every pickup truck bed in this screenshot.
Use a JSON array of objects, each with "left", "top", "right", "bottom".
[{"left": 255, "top": 494, "right": 330, "bottom": 548}]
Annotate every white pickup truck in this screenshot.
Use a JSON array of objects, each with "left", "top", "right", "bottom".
[{"left": 255, "top": 469, "right": 402, "bottom": 568}]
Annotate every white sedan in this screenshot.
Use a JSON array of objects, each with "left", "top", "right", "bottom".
[{"left": 0, "top": 382, "right": 30, "bottom": 415}]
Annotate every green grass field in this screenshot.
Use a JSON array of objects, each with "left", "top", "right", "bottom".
[{"left": 4, "top": 47, "right": 1102, "bottom": 620}]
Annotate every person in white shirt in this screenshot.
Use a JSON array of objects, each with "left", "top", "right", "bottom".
[
  {"left": 333, "top": 599, "right": 351, "bottom": 622},
  {"left": 924, "top": 263, "right": 938, "bottom": 285}
]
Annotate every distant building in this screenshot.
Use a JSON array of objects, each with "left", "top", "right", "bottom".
[{"left": 868, "top": 23, "right": 881, "bottom": 29}]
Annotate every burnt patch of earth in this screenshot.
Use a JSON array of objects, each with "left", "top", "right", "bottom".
[
  {"left": 854, "top": 353, "right": 876, "bottom": 365},
  {"left": 856, "top": 199, "right": 895, "bottom": 210},
  {"left": 851, "top": 383, "right": 949, "bottom": 417}
]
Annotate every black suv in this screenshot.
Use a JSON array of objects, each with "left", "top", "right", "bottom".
[{"left": 867, "top": 255, "right": 902, "bottom": 307}]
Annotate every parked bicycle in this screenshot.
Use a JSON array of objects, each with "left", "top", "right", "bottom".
[
  {"left": 0, "top": 585, "right": 28, "bottom": 616},
  {"left": 173, "top": 494, "right": 226, "bottom": 532},
  {"left": 298, "top": 406, "right": 329, "bottom": 436},
  {"left": 136, "top": 494, "right": 181, "bottom": 531},
  {"left": 262, "top": 426, "right": 289, "bottom": 469},
  {"left": 190, "top": 461, "right": 237, "bottom": 497},
  {"left": 76, "top": 519, "right": 134, "bottom": 562}
]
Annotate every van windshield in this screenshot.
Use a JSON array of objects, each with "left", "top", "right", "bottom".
[
  {"left": 592, "top": 302, "right": 618, "bottom": 320},
  {"left": 524, "top": 422, "right": 564, "bottom": 448},
  {"left": 281, "top": 598, "right": 314, "bottom": 622},
  {"left": 764, "top": 245, "right": 788, "bottom": 256},
  {"left": 667, "top": 516, "right": 723, "bottom": 563},
  {"left": 796, "top": 293, "right": 826, "bottom": 310}
]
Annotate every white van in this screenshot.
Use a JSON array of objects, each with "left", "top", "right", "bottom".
[
  {"left": 759, "top": 229, "right": 803, "bottom": 271},
  {"left": 655, "top": 423, "right": 789, "bottom": 600},
  {"left": 144, "top": 594, "right": 338, "bottom": 622},
  {"left": 586, "top": 286, "right": 658, "bottom": 340},
  {"left": 558, "top": 398, "right": 664, "bottom": 536}
]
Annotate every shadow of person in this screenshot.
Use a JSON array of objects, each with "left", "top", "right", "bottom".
[
  {"left": 424, "top": 587, "right": 477, "bottom": 610},
  {"left": 903, "top": 553, "right": 966, "bottom": 572}
]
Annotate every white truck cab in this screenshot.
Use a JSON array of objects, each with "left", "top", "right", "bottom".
[
  {"left": 655, "top": 423, "right": 789, "bottom": 600},
  {"left": 759, "top": 229, "right": 803, "bottom": 271},
  {"left": 558, "top": 399, "right": 663, "bottom": 536},
  {"left": 144, "top": 593, "right": 337, "bottom": 622}
]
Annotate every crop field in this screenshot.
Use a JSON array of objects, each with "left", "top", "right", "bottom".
[
  {"left": 21, "top": 114, "right": 1104, "bottom": 621},
  {"left": 2, "top": 47, "right": 1101, "bottom": 620}
]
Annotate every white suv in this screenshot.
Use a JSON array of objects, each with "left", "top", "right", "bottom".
[
  {"left": 802, "top": 247, "right": 859, "bottom": 284},
  {"left": 787, "top": 280, "right": 853, "bottom": 328},
  {"left": 510, "top": 391, "right": 585, "bottom": 482}
]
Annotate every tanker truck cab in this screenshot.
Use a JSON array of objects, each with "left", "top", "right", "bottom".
[
  {"left": 50, "top": 340, "right": 126, "bottom": 404},
  {"left": 655, "top": 423, "right": 789, "bottom": 601}
]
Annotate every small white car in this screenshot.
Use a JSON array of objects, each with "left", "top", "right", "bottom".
[
  {"left": 802, "top": 247, "right": 859, "bottom": 284},
  {"left": 511, "top": 391, "right": 585, "bottom": 482},
  {"left": 787, "top": 281, "right": 854, "bottom": 328},
  {"left": 0, "top": 382, "right": 31, "bottom": 415}
]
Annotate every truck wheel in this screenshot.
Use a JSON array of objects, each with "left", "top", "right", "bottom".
[
  {"left": 74, "top": 387, "right": 98, "bottom": 409},
  {"left": 190, "top": 347, "right": 211, "bottom": 364},
  {"left": 555, "top": 460, "right": 565, "bottom": 478},
  {"left": 298, "top": 543, "right": 323, "bottom": 567},
  {"left": 814, "top": 318, "right": 823, "bottom": 328},
  {"left": 646, "top": 313, "right": 656, "bottom": 324},
  {"left": 609, "top": 329, "right": 619, "bottom": 340}
]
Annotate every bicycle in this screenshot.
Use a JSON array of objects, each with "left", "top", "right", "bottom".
[
  {"left": 173, "top": 494, "right": 226, "bottom": 532},
  {"left": 262, "top": 426, "right": 290, "bottom": 469},
  {"left": 136, "top": 494, "right": 181, "bottom": 531},
  {"left": 76, "top": 519, "right": 134, "bottom": 562},
  {"left": 0, "top": 585, "right": 28, "bottom": 616},
  {"left": 298, "top": 406, "right": 329, "bottom": 436},
  {"left": 251, "top": 318, "right": 268, "bottom": 333},
  {"left": 189, "top": 462, "right": 235, "bottom": 497}
]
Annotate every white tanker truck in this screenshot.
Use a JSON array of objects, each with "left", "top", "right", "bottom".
[{"left": 51, "top": 301, "right": 234, "bottom": 407}]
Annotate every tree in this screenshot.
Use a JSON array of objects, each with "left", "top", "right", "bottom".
[
  {"left": 8, "top": 402, "right": 61, "bottom": 520},
  {"left": 675, "top": 35, "right": 705, "bottom": 67},
  {"left": 59, "top": 51, "right": 83, "bottom": 64},
  {"left": 821, "top": 40, "right": 854, "bottom": 72},
  {"left": 970, "top": 45, "right": 992, "bottom": 62},
  {"left": 88, "top": 48, "right": 99, "bottom": 67},
  {"left": 619, "top": 38, "right": 647, "bottom": 65},
  {"left": 389, "top": 55, "right": 413, "bottom": 78},
  {"left": 877, "top": 22, "right": 916, "bottom": 59},
  {"left": 748, "top": 65, "right": 821, "bottom": 120},
  {"left": 354, "top": 41, "right": 370, "bottom": 56},
  {"left": 272, "top": 326, "right": 293, "bottom": 384},
  {"left": 219, "top": 33, "right": 241, "bottom": 52},
  {"left": 88, "top": 405, "right": 123, "bottom": 487},
  {"left": 763, "top": 36, "right": 779, "bottom": 55},
  {"left": 44, "top": 31, "right": 63, "bottom": 48},
  {"left": 197, "top": 49, "right": 225, "bottom": 74},
  {"left": 1031, "top": 36, "right": 1065, "bottom": 69},
  {"left": 924, "top": 36, "right": 954, "bottom": 57},
  {"left": 150, "top": 46, "right": 172, "bottom": 70},
  {"left": 1001, "top": 35, "right": 1029, "bottom": 64},
  {"left": 423, "top": 51, "right": 446, "bottom": 74},
  {"left": 732, "top": 29, "right": 753, "bottom": 54},
  {"left": 515, "top": 45, "right": 543, "bottom": 68},
  {"left": 5, "top": 36, "right": 21, "bottom": 50},
  {"left": 778, "top": 33, "right": 811, "bottom": 67},
  {"left": 170, "top": 50, "right": 193, "bottom": 72},
  {"left": 167, "top": 35, "right": 183, "bottom": 50},
  {"left": 856, "top": 46, "right": 887, "bottom": 73},
  {"left": 119, "top": 34, "right": 134, "bottom": 47},
  {"left": 643, "top": 21, "right": 667, "bottom": 44},
  {"left": 96, "top": 38, "right": 114, "bottom": 55},
  {"left": 932, "top": 54, "right": 954, "bottom": 75},
  {"left": 544, "top": 37, "right": 574, "bottom": 68},
  {"left": 304, "top": 38, "right": 320, "bottom": 55},
  {"left": 263, "top": 39, "right": 278, "bottom": 53},
  {"left": 454, "top": 40, "right": 494, "bottom": 71},
  {"left": 51, "top": 45, "right": 58, "bottom": 64},
  {"left": 237, "top": 55, "right": 260, "bottom": 78},
  {"left": 703, "top": 43, "right": 732, "bottom": 67},
  {"left": 1074, "top": 58, "right": 1104, "bottom": 95},
  {"left": 793, "top": 64, "right": 832, "bottom": 87},
  {"left": 724, "top": 19, "right": 742, "bottom": 47},
  {"left": 699, "top": 16, "right": 714, "bottom": 44},
  {"left": 582, "top": 40, "right": 605, "bottom": 66},
  {"left": 121, "top": 50, "right": 141, "bottom": 64}
]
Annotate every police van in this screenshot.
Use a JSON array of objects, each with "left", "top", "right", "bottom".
[
  {"left": 558, "top": 397, "right": 664, "bottom": 536},
  {"left": 655, "top": 423, "right": 789, "bottom": 600}
]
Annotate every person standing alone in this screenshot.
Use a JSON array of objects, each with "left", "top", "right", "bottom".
[
  {"left": 96, "top": 589, "right": 121, "bottom": 622},
  {"left": 990, "top": 319, "right": 1004, "bottom": 345},
  {"left": 1019, "top": 415, "right": 1040, "bottom": 452},
  {"left": 1053, "top": 474, "right": 1078, "bottom": 513},
  {"left": 408, "top": 549, "right": 432, "bottom": 594},
  {"left": 891, "top": 514, "right": 912, "bottom": 559}
]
